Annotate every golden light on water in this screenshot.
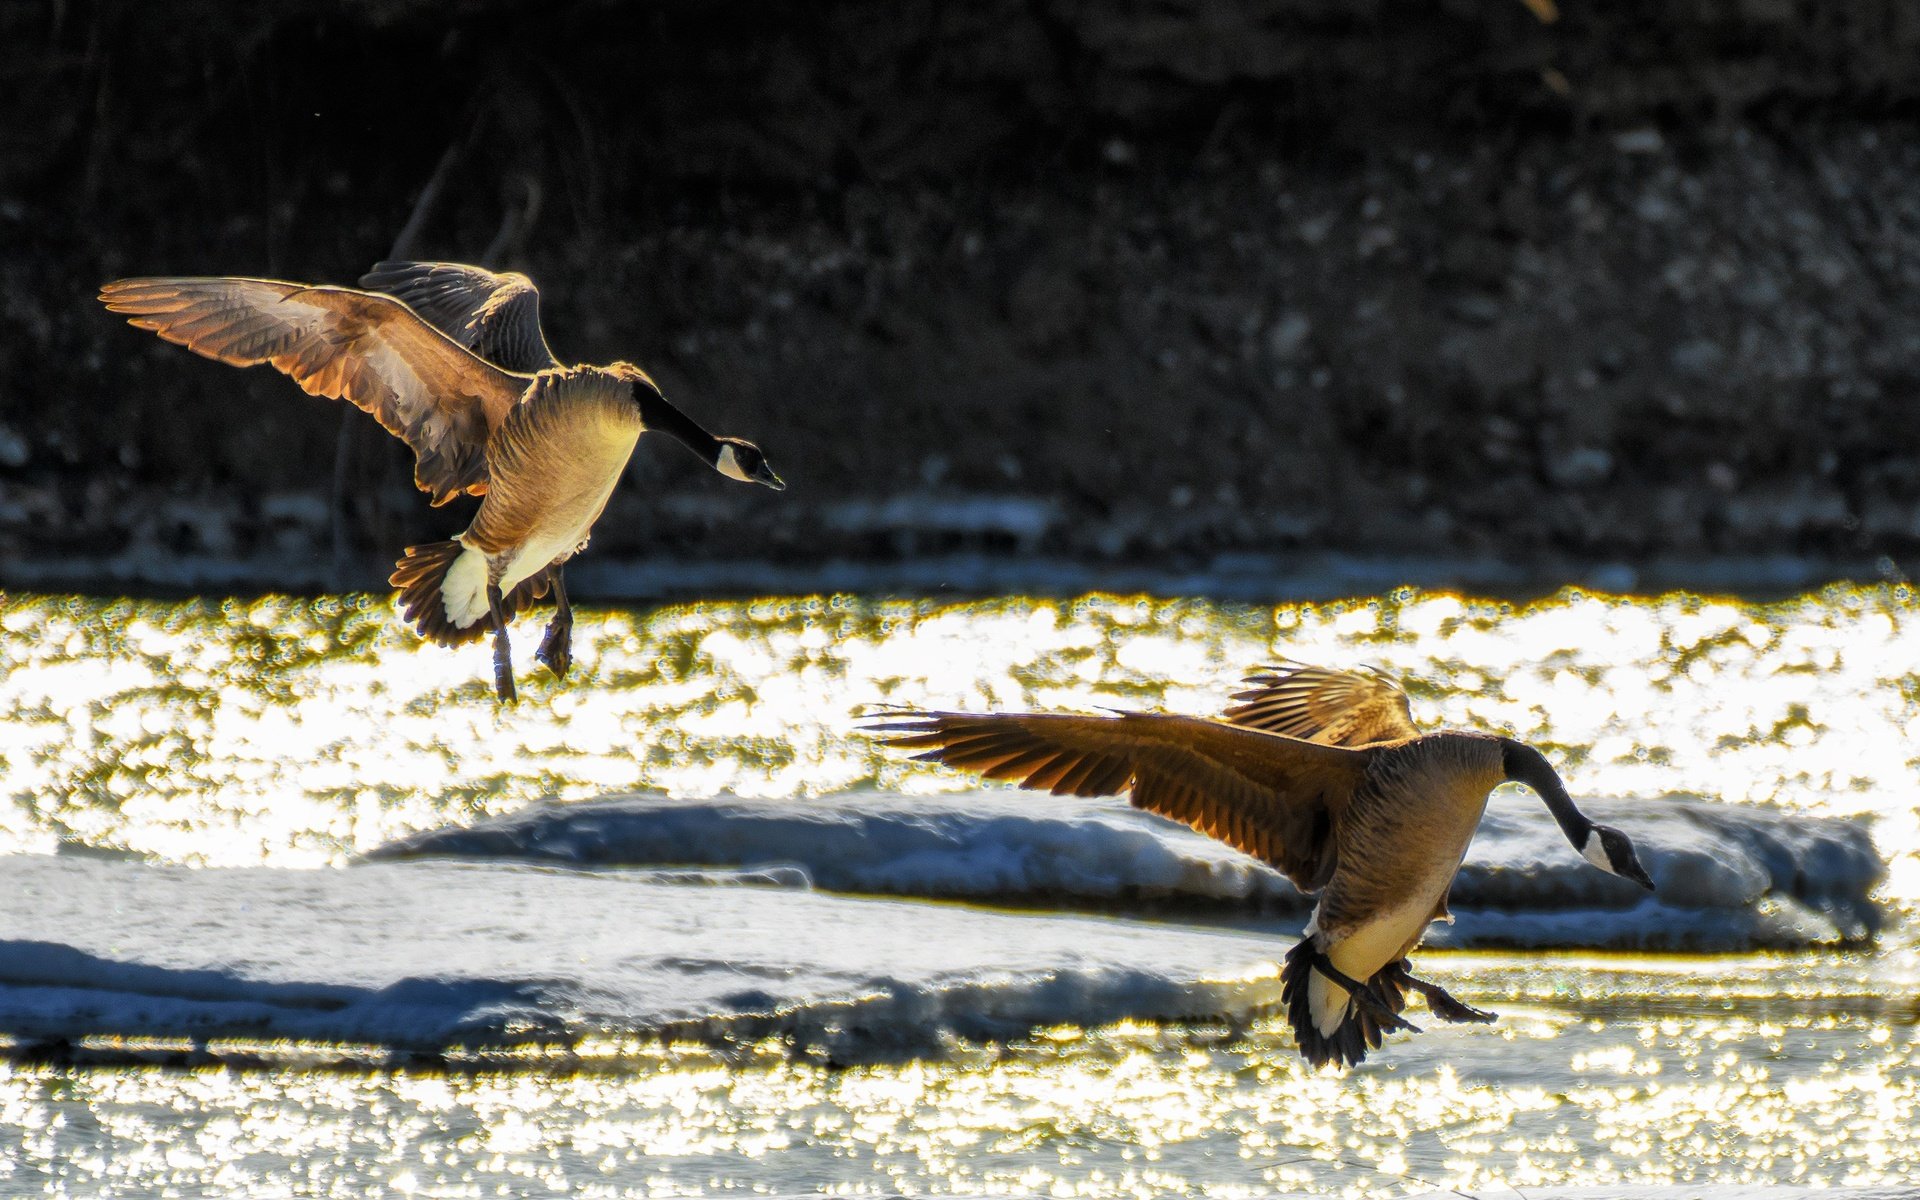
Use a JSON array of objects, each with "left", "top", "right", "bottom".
[
  {"left": 1, "top": 585, "right": 1916, "bottom": 904},
  {"left": 0, "top": 988, "right": 1912, "bottom": 1196}
]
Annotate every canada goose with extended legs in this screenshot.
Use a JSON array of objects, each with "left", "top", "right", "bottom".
[
  {"left": 868, "top": 660, "right": 1655, "bottom": 1068},
  {"left": 100, "top": 263, "right": 784, "bottom": 702}
]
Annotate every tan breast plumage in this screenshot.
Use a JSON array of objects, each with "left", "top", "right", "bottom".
[{"left": 464, "top": 367, "right": 644, "bottom": 580}]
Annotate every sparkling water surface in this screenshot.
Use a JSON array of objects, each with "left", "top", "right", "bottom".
[
  {"left": 1, "top": 980, "right": 1914, "bottom": 1198},
  {"left": 0, "top": 585, "right": 1915, "bottom": 1196}
]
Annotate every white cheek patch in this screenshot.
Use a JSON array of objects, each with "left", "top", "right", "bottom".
[
  {"left": 1582, "top": 835, "right": 1614, "bottom": 874},
  {"left": 715, "top": 444, "right": 752, "bottom": 482}
]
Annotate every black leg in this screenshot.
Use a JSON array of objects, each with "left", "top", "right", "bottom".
[
  {"left": 1312, "top": 952, "right": 1420, "bottom": 1034},
  {"left": 535, "top": 568, "right": 574, "bottom": 680},
  {"left": 1384, "top": 959, "right": 1497, "bottom": 1024},
  {"left": 487, "top": 581, "right": 517, "bottom": 704}
]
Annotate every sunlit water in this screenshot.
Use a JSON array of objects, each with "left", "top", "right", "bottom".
[
  {"left": 2, "top": 966, "right": 1915, "bottom": 1197},
  {"left": 1, "top": 585, "right": 1917, "bottom": 1195}
]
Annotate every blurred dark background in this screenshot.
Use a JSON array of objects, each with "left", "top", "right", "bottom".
[{"left": 4, "top": 0, "right": 1920, "bottom": 596}]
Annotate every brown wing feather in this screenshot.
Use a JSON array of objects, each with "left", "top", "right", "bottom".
[
  {"left": 99, "top": 277, "right": 530, "bottom": 505},
  {"left": 1223, "top": 660, "right": 1420, "bottom": 746},
  {"left": 869, "top": 710, "right": 1371, "bottom": 891},
  {"left": 360, "top": 261, "right": 558, "bottom": 374}
]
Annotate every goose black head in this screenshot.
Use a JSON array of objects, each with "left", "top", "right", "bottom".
[
  {"left": 1585, "top": 823, "right": 1655, "bottom": 891},
  {"left": 714, "top": 438, "right": 785, "bottom": 490},
  {"left": 1501, "top": 738, "right": 1655, "bottom": 892},
  {"left": 620, "top": 367, "right": 786, "bottom": 490}
]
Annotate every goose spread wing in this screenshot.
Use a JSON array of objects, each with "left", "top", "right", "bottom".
[
  {"left": 100, "top": 277, "right": 529, "bottom": 505},
  {"left": 1223, "top": 660, "right": 1419, "bottom": 746},
  {"left": 360, "top": 261, "right": 559, "bottom": 374},
  {"left": 870, "top": 709, "right": 1370, "bottom": 891}
]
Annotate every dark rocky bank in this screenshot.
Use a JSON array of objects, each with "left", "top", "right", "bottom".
[{"left": 4, "top": 0, "right": 1920, "bottom": 599}]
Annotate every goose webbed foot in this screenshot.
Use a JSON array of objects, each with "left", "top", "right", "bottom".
[
  {"left": 1424, "top": 990, "right": 1497, "bottom": 1025},
  {"left": 486, "top": 583, "right": 517, "bottom": 704},
  {"left": 1383, "top": 959, "right": 1497, "bottom": 1025},
  {"left": 1313, "top": 953, "right": 1421, "bottom": 1035},
  {"left": 535, "top": 570, "right": 573, "bottom": 680},
  {"left": 535, "top": 615, "right": 572, "bottom": 680}
]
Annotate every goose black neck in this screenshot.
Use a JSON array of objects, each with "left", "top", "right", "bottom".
[
  {"left": 635, "top": 383, "right": 722, "bottom": 465},
  {"left": 1500, "top": 739, "right": 1591, "bottom": 847}
]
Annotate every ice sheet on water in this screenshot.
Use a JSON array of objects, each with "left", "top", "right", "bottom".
[
  {"left": 0, "top": 855, "right": 1292, "bottom": 1060},
  {"left": 0, "top": 778, "right": 1890, "bottom": 1058},
  {"left": 369, "top": 788, "right": 1885, "bottom": 949},
  {"left": 375, "top": 790, "right": 1296, "bottom": 907}
]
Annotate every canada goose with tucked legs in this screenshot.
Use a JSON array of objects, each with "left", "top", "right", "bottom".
[
  {"left": 867, "top": 661, "right": 1653, "bottom": 1068},
  {"left": 99, "top": 269, "right": 784, "bottom": 701}
]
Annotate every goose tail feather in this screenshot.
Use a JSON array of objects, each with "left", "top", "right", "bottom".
[
  {"left": 390, "top": 540, "right": 550, "bottom": 647},
  {"left": 1279, "top": 939, "right": 1411, "bottom": 1069}
]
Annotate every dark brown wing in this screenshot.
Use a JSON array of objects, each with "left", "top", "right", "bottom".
[
  {"left": 360, "top": 261, "right": 558, "bottom": 374},
  {"left": 101, "top": 277, "right": 530, "bottom": 505},
  {"left": 869, "top": 709, "right": 1372, "bottom": 891},
  {"left": 1223, "top": 660, "right": 1420, "bottom": 746}
]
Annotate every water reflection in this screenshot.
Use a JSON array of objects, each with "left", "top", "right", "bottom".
[{"left": 2, "top": 586, "right": 1913, "bottom": 905}]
